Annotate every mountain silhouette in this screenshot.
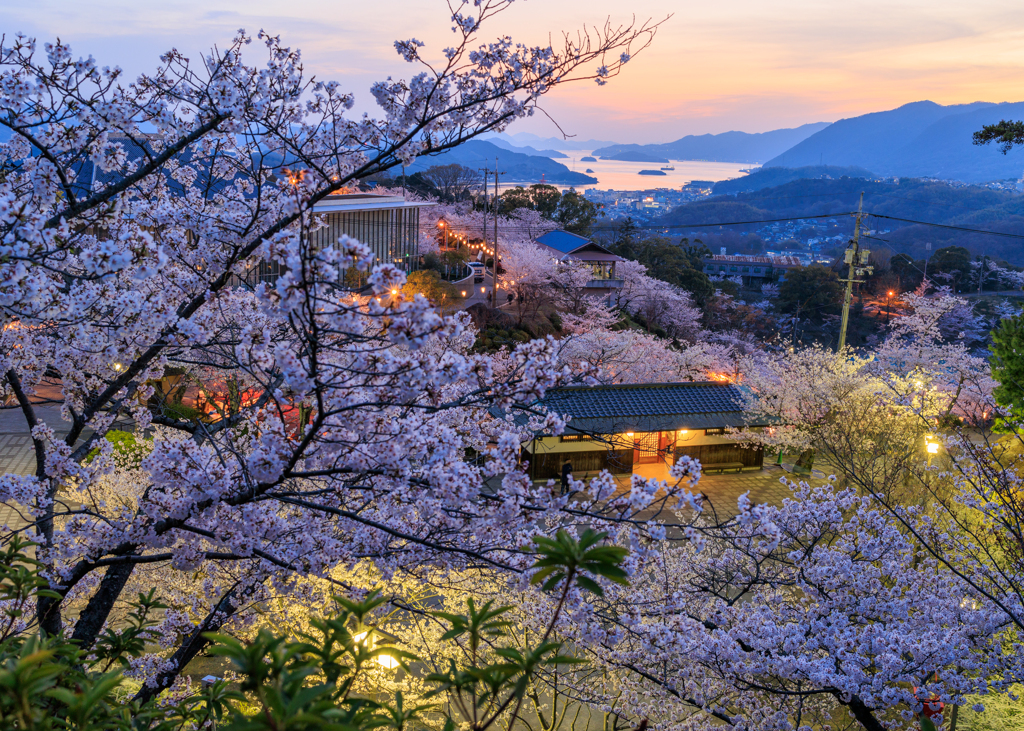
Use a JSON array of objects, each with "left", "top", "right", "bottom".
[
  {"left": 591, "top": 123, "right": 828, "bottom": 163},
  {"left": 764, "top": 101, "right": 1024, "bottom": 182}
]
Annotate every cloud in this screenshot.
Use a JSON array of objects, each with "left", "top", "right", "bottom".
[{"left": 4, "top": 0, "right": 1024, "bottom": 143}]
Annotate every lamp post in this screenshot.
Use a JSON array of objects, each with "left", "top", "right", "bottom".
[
  {"left": 925, "top": 435, "right": 940, "bottom": 467},
  {"left": 437, "top": 219, "right": 450, "bottom": 252},
  {"left": 886, "top": 290, "right": 894, "bottom": 325}
]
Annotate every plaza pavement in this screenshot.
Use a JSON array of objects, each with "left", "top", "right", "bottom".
[
  {"left": 631, "top": 460, "right": 831, "bottom": 518},
  {"left": 0, "top": 400, "right": 71, "bottom": 533}
]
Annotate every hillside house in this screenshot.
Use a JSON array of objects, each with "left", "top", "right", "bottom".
[{"left": 535, "top": 230, "right": 624, "bottom": 298}]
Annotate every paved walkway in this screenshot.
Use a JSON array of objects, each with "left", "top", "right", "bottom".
[
  {"left": 632, "top": 460, "right": 828, "bottom": 517},
  {"left": 550, "top": 459, "right": 831, "bottom": 523}
]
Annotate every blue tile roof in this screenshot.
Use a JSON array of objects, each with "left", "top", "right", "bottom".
[{"left": 535, "top": 230, "right": 595, "bottom": 254}]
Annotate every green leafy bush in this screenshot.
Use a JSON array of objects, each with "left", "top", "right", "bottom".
[
  {"left": 162, "top": 403, "right": 208, "bottom": 423},
  {"left": 84, "top": 430, "right": 150, "bottom": 468},
  {"left": 0, "top": 531, "right": 628, "bottom": 730}
]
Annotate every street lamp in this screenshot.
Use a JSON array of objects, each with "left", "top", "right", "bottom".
[
  {"left": 436, "top": 219, "right": 449, "bottom": 250},
  {"left": 352, "top": 628, "right": 402, "bottom": 670},
  {"left": 886, "top": 290, "right": 894, "bottom": 325},
  {"left": 925, "top": 434, "right": 940, "bottom": 467}
]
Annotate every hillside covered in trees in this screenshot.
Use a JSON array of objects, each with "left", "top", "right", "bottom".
[{"left": 661, "top": 176, "right": 1024, "bottom": 265}]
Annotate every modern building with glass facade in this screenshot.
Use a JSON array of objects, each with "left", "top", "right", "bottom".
[
  {"left": 243, "top": 193, "right": 433, "bottom": 286},
  {"left": 308, "top": 194, "right": 429, "bottom": 269}
]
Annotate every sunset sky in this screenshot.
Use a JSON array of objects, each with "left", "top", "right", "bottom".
[{"left": 4, "top": 0, "right": 1024, "bottom": 143}]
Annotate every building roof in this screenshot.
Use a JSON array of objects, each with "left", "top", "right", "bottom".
[
  {"left": 535, "top": 231, "right": 623, "bottom": 262},
  {"left": 510, "top": 382, "right": 769, "bottom": 435},
  {"left": 313, "top": 193, "right": 434, "bottom": 213},
  {"left": 535, "top": 230, "right": 593, "bottom": 254},
  {"left": 705, "top": 254, "right": 803, "bottom": 267}
]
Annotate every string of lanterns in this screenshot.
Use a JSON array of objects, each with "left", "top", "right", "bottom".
[{"left": 435, "top": 219, "right": 494, "bottom": 256}]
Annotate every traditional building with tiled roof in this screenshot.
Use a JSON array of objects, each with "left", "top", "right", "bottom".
[{"left": 514, "top": 382, "right": 770, "bottom": 481}]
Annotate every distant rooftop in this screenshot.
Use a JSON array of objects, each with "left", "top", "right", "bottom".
[
  {"left": 535, "top": 230, "right": 621, "bottom": 261},
  {"left": 707, "top": 254, "right": 804, "bottom": 266}
]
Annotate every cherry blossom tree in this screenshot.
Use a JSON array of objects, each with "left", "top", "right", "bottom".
[
  {"left": 616, "top": 259, "right": 702, "bottom": 341},
  {"left": 577, "top": 482, "right": 1023, "bottom": 731},
  {"left": 0, "top": 4, "right": 666, "bottom": 697}
]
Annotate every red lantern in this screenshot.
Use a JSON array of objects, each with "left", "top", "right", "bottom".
[{"left": 913, "top": 686, "right": 944, "bottom": 722}]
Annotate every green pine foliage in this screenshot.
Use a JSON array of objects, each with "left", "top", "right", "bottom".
[
  {"left": 990, "top": 313, "right": 1024, "bottom": 420},
  {"left": 0, "top": 530, "right": 629, "bottom": 730}
]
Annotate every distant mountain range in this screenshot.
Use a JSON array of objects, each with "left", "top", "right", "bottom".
[
  {"left": 591, "top": 123, "right": 829, "bottom": 163},
  {"left": 713, "top": 165, "right": 877, "bottom": 194},
  {"left": 406, "top": 139, "right": 596, "bottom": 185},
  {"left": 487, "top": 131, "right": 617, "bottom": 152},
  {"left": 482, "top": 136, "right": 568, "bottom": 159},
  {"left": 763, "top": 101, "right": 1024, "bottom": 183},
  {"left": 602, "top": 151, "right": 670, "bottom": 163}
]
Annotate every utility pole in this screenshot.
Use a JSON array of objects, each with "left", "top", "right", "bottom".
[
  {"left": 978, "top": 255, "right": 985, "bottom": 294},
  {"left": 491, "top": 158, "right": 505, "bottom": 309},
  {"left": 479, "top": 168, "right": 490, "bottom": 257},
  {"left": 837, "top": 192, "right": 869, "bottom": 352}
]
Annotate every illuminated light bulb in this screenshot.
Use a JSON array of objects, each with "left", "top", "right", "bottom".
[
  {"left": 113, "top": 362, "right": 125, "bottom": 372},
  {"left": 926, "top": 442, "right": 939, "bottom": 454},
  {"left": 376, "top": 653, "right": 399, "bottom": 669},
  {"left": 461, "top": 291, "right": 466, "bottom": 297},
  {"left": 353, "top": 631, "right": 368, "bottom": 644},
  {"left": 390, "top": 289, "right": 397, "bottom": 295},
  {"left": 626, "top": 432, "right": 634, "bottom": 437}
]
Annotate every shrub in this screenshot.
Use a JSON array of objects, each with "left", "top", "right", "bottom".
[{"left": 0, "top": 532, "right": 627, "bottom": 730}]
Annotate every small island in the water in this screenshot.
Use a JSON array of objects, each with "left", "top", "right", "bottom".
[
  {"left": 580, "top": 156, "right": 597, "bottom": 162},
  {"left": 585, "top": 168, "right": 594, "bottom": 173},
  {"left": 638, "top": 169, "right": 668, "bottom": 176}
]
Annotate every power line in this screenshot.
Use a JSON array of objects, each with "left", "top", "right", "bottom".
[
  {"left": 870, "top": 191, "right": 1017, "bottom": 213},
  {"left": 867, "top": 213, "right": 1024, "bottom": 240},
  {"left": 313, "top": 207, "right": 1024, "bottom": 243}
]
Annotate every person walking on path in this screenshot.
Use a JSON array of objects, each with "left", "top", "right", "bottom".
[{"left": 560, "top": 459, "right": 573, "bottom": 493}]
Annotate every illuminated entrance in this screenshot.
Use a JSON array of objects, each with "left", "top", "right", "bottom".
[{"left": 513, "top": 382, "right": 771, "bottom": 482}]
